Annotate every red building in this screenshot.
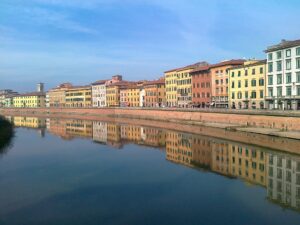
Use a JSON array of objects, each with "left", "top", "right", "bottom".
[{"left": 191, "top": 65, "right": 211, "bottom": 108}]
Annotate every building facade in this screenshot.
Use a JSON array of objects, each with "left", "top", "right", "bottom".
[
  {"left": 106, "top": 81, "right": 130, "bottom": 107},
  {"left": 139, "top": 88, "right": 145, "bottom": 107},
  {"left": 120, "top": 84, "right": 140, "bottom": 107},
  {"left": 48, "top": 83, "right": 72, "bottom": 108},
  {"left": 65, "top": 85, "right": 92, "bottom": 108},
  {"left": 165, "top": 69, "right": 178, "bottom": 107},
  {"left": 265, "top": 39, "right": 300, "bottom": 110},
  {"left": 210, "top": 60, "right": 245, "bottom": 108},
  {"left": 144, "top": 78, "right": 166, "bottom": 107},
  {"left": 228, "top": 60, "right": 266, "bottom": 109},
  {"left": 13, "top": 92, "right": 46, "bottom": 108},
  {"left": 191, "top": 65, "right": 211, "bottom": 107},
  {"left": 0, "top": 90, "right": 19, "bottom": 107},
  {"left": 91, "top": 75, "right": 123, "bottom": 108},
  {"left": 267, "top": 152, "right": 300, "bottom": 211},
  {"left": 177, "top": 62, "right": 208, "bottom": 108}
]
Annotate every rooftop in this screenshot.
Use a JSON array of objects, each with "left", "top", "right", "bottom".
[
  {"left": 190, "top": 65, "right": 211, "bottom": 74},
  {"left": 265, "top": 39, "right": 300, "bottom": 53},
  {"left": 209, "top": 59, "right": 245, "bottom": 69},
  {"left": 228, "top": 59, "right": 267, "bottom": 70},
  {"left": 164, "top": 61, "right": 209, "bottom": 73},
  {"left": 15, "top": 92, "right": 45, "bottom": 97}
]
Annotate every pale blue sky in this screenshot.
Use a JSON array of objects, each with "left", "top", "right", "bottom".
[{"left": 1, "top": 0, "right": 300, "bottom": 92}]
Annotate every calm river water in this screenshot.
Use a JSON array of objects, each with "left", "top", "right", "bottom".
[{"left": 1, "top": 116, "right": 300, "bottom": 225}]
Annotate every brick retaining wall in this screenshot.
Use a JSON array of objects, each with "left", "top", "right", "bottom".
[{"left": 1, "top": 107, "right": 300, "bottom": 131}]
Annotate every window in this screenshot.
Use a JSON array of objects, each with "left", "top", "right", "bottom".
[
  {"left": 268, "top": 53, "right": 273, "bottom": 61},
  {"left": 268, "top": 87, "right": 273, "bottom": 96},
  {"left": 251, "top": 91, "right": 256, "bottom": 99},
  {"left": 297, "top": 86, "right": 300, "bottom": 96},
  {"left": 277, "top": 74, "right": 282, "bottom": 84},
  {"left": 268, "top": 63, "right": 273, "bottom": 73},
  {"left": 297, "top": 72, "right": 300, "bottom": 83},
  {"left": 277, "top": 51, "right": 282, "bottom": 59},
  {"left": 260, "top": 90, "right": 264, "bottom": 98},
  {"left": 238, "top": 92, "right": 242, "bottom": 99},
  {"left": 286, "top": 73, "right": 292, "bottom": 84},
  {"left": 297, "top": 58, "right": 300, "bottom": 69},
  {"left": 238, "top": 71, "right": 241, "bottom": 77},
  {"left": 252, "top": 68, "right": 255, "bottom": 75},
  {"left": 245, "top": 91, "right": 248, "bottom": 98},
  {"left": 297, "top": 47, "right": 300, "bottom": 56},
  {"left": 268, "top": 75, "right": 273, "bottom": 85},
  {"left": 251, "top": 79, "right": 256, "bottom": 87},
  {"left": 245, "top": 80, "right": 248, "bottom": 87},
  {"left": 231, "top": 72, "right": 235, "bottom": 77},
  {"left": 277, "top": 61, "right": 282, "bottom": 71},
  {"left": 286, "top": 49, "right": 291, "bottom": 57},
  {"left": 231, "top": 82, "right": 235, "bottom": 88},
  {"left": 238, "top": 81, "right": 241, "bottom": 88},
  {"left": 260, "top": 67, "right": 263, "bottom": 74},
  {"left": 245, "top": 70, "right": 248, "bottom": 76},
  {"left": 259, "top": 79, "right": 264, "bottom": 86},
  {"left": 232, "top": 92, "right": 235, "bottom": 99},
  {"left": 277, "top": 86, "right": 282, "bottom": 97},
  {"left": 286, "top": 59, "right": 291, "bottom": 70},
  {"left": 286, "top": 86, "right": 292, "bottom": 96}
]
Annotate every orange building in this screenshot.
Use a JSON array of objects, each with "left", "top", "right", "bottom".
[
  {"left": 144, "top": 78, "right": 166, "bottom": 107},
  {"left": 210, "top": 60, "right": 245, "bottom": 108}
]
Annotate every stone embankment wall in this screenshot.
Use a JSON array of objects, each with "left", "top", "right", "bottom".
[{"left": 1, "top": 107, "right": 300, "bottom": 131}]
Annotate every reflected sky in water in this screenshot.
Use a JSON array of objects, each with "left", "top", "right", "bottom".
[{"left": 0, "top": 116, "right": 300, "bottom": 225}]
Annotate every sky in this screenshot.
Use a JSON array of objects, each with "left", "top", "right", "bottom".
[{"left": 1, "top": 0, "right": 300, "bottom": 92}]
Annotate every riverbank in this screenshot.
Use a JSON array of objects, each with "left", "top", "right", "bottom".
[{"left": 1, "top": 107, "right": 300, "bottom": 140}]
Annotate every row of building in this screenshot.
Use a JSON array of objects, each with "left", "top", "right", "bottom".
[
  {"left": 7, "top": 115, "right": 300, "bottom": 211},
  {"left": 1, "top": 39, "right": 300, "bottom": 110}
]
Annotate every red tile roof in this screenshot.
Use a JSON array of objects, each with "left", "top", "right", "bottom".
[{"left": 209, "top": 59, "right": 245, "bottom": 69}]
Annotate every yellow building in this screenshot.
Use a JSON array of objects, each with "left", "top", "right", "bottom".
[
  {"left": 65, "top": 85, "right": 92, "bottom": 108},
  {"left": 13, "top": 92, "right": 46, "bottom": 108},
  {"left": 228, "top": 60, "right": 266, "bottom": 109},
  {"left": 177, "top": 62, "right": 208, "bottom": 108},
  {"left": 165, "top": 69, "right": 178, "bottom": 107},
  {"left": 120, "top": 124, "right": 141, "bottom": 141},
  {"left": 48, "top": 83, "right": 72, "bottom": 107},
  {"left": 65, "top": 119, "right": 92, "bottom": 138},
  {"left": 166, "top": 132, "right": 193, "bottom": 166},
  {"left": 120, "top": 84, "right": 140, "bottom": 107},
  {"left": 229, "top": 144, "right": 267, "bottom": 187},
  {"left": 107, "top": 123, "right": 122, "bottom": 148},
  {"left": 211, "top": 141, "right": 231, "bottom": 176},
  {"left": 106, "top": 81, "right": 130, "bottom": 107},
  {"left": 13, "top": 116, "right": 46, "bottom": 128}
]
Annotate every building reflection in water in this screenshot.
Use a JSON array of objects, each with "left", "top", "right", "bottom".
[
  {"left": 9, "top": 116, "right": 46, "bottom": 137},
  {"left": 8, "top": 116, "right": 300, "bottom": 212}
]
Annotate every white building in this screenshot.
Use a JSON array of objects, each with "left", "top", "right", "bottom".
[
  {"left": 92, "top": 121, "right": 108, "bottom": 144},
  {"left": 92, "top": 80, "right": 107, "bottom": 107},
  {"left": 265, "top": 39, "right": 300, "bottom": 110},
  {"left": 139, "top": 88, "right": 145, "bottom": 107},
  {"left": 45, "top": 93, "right": 50, "bottom": 107},
  {"left": 267, "top": 152, "right": 300, "bottom": 210},
  {"left": 91, "top": 75, "right": 123, "bottom": 108}
]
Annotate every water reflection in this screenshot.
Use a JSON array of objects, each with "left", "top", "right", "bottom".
[{"left": 5, "top": 116, "right": 300, "bottom": 213}]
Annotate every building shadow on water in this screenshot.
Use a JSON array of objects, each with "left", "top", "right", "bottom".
[{"left": 0, "top": 116, "right": 14, "bottom": 156}]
